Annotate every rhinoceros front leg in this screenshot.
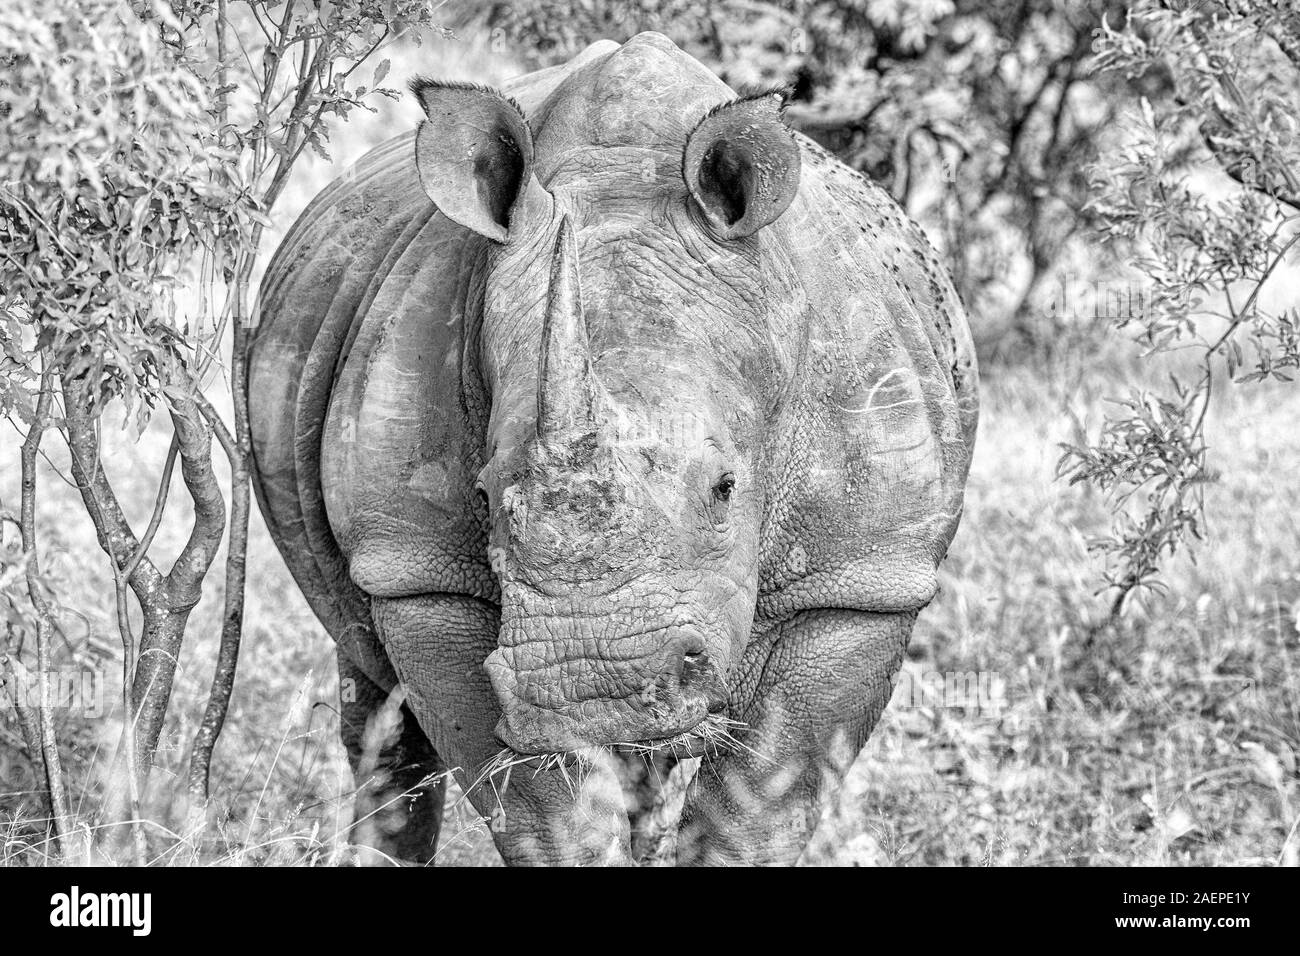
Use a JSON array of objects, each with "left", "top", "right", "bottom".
[
  {"left": 369, "top": 594, "right": 634, "bottom": 866},
  {"left": 676, "top": 608, "right": 914, "bottom": 866},
  {"left": 337, "top": 652, "right": 446, "bottom": 864}
]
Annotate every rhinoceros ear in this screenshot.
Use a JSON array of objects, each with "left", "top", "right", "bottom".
[
  {"left": 683, "top": 91, "right": 802, "bottom": 240},
  {"left": 410, "top": 79, "right": 535, "bottom": 242}
]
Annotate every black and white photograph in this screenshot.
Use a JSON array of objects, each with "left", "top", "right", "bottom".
[{"left": 0, "top": 0, "right": 1295, "bottom": 903}]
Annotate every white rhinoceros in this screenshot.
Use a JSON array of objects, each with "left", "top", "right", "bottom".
[{"left": 248, "top": 32, "right": 978, "bottom": 866}]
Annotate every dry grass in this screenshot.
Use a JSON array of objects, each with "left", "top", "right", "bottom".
[{"left": 473, "top": 714, "right": 751, "bottom": 796}]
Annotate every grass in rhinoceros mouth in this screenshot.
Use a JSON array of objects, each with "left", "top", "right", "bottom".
[
  {"left": 609, "top": 715, "right": 759, "bottom": 762},
  {"left": 470, "top": 714, "right": 754, "bottom": 800},
  {"left": 471, "top": 749, "right": 596, "bottom": 802}
]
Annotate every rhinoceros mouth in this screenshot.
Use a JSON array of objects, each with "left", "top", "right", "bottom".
[
  {"left": 476, "top": 714, "right": 749, "bottom": 792},
  {"left": 606, "top": 714, "right": 748, "bottom": 759},
  {"left": 484, "top": 608, "right": 733, "bottom": 755}
]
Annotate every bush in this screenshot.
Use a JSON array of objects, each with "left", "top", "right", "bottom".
[
  {"left": 1061, "top": 0, "right": 1300, "bottom": 613},
  {"left": 0, "top": 0, "right": 439, "bottom": 860}
]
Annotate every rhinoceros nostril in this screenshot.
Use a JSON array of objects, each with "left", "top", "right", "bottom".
[
  {"left": 679, "top": 632, "right": 706, "bottom": 657},
  {"left": 680, "top": 649, "right": 707, "bottom": 675},
  {"left": 679, "top": 649, "right": 728, "bottom": 713},
  {"left": 657, "top": 633, "right": 704, "bottom": 678}
]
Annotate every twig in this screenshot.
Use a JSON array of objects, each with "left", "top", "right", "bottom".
[
  {"left": 19, "top": 366, "right": 70, "bottom": 858},
  {"left": 188, "top": 2, "right": 251, "bottom": 800},
  {"left": 122, "top": 435, "right": 179, "bottom": 584}
]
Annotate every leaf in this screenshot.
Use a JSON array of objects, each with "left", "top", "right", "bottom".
[{"left": 372, "top": 58, "right": 391, "bottom": 87}]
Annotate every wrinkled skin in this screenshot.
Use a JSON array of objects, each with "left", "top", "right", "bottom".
[{"left": 248, "top": 33, "right": 977, "bottom": 865}]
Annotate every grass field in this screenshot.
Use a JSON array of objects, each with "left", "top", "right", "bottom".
[{"left": 2, "top": 28, "right": 1297, "bottom": 866}]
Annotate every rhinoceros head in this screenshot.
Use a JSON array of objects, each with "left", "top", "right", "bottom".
[{"left": 410, "top": 39, "right": 809, "bottom": 754}]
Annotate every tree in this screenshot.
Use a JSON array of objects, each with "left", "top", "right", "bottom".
[
  {"left": 1060, "top": 0, "right": 1300, "bottom": 614},
  {"left": 0, "top": 0, "right": 440, "bottom": 859}
]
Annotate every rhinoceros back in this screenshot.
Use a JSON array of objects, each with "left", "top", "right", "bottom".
[{"left": 249, "top": 133, "right": 436, "bottom": 687}]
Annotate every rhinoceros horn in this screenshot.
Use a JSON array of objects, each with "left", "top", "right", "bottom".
[{"left": 536, "top": 216, "right": 599, "bottom": 440}]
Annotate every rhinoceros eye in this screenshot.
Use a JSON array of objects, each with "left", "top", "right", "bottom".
[{"left": 712, "top": 473, "right": 736, "bottom": 503}]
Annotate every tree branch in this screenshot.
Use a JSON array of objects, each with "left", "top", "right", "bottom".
[
  {"left": 60, "top": 381, "right": 164, "bottom": 600},
  {"left": 19, "top": 367, "right": 70, "bottom": 857}
]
